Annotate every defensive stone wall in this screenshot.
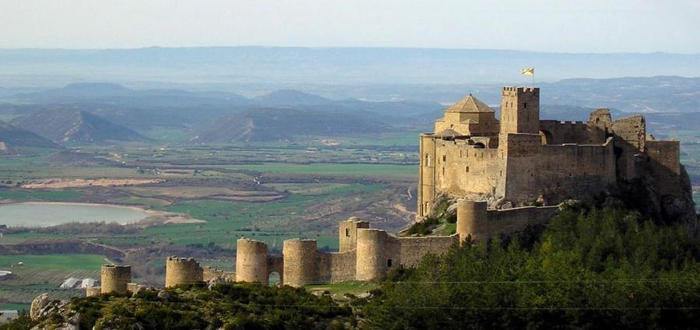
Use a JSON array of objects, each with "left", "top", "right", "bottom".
[
  {"left": 100, "top": 264, "right": 131, "bottom": 295},
  {"left": 457, "top": 200, "right": 558, "bottom": 240},
  {"left": 539, "top": 120, "right": 591, "bottom": 145},
  {"left": 424, "top": 138, "right": 502, "bottom": 209},
  {"left": 317, "top": 250, "right": 356, "bottom": 283},
  {"left": 396, "top": 235, "right": 459, "bottom": 267},
  {"left": 531, "top": 138, "right": 616, "bottom": 204},
  {"left": 647, "top": 139, "right": 681, "bottom": 193},
  {"left": 235, "top": 219, "right": 464, "bottom": 286},
  {"left": 165, "top": 256, "right": 203, "bottom": 288}
]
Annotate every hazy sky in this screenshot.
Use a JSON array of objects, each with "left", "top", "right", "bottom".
[{"left": 1, "top": 0, "right": 699, "bottom": 53}]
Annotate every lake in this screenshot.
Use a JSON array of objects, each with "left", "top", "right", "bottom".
[{"left": 0, "top": 202, "right": 152, "bottom": 227}]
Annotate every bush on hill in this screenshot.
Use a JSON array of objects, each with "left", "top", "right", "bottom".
[
  {"left": 356, "top": 207, "right": 700, "bottom": 328},
  {"left": 17, "top": 283, "right": 354, "bottom": 329}
]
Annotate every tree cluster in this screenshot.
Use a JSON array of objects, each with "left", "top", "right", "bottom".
[{"left": 357, "top": 207, "right": 700, "bottom": 328}]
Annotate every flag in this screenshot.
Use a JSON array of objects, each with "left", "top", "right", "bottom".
[{"left": 521, "top": 67, "right": 535, "bottom": 76}]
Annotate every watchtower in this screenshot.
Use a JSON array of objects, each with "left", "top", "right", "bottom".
[
  {"left": 235, "top": 238, "right": 269, "bottom": 283},
  {"left": 165, "top": 256, "right": 204, "bottom": 288},
  {"left": 456, "top": 200, "right": 488, "bottom": 242},
  {"left": 100, "top": 264, "right": 131, "bottom": 295},
  {"left": 338, "top": 217, "right": 370, "bottom": 252},
  {"left": 282, "top": 239, "right": 318, "bottom": 287},
  {"left": 499, "top": 87, "right": 540, "bottom": 135}
]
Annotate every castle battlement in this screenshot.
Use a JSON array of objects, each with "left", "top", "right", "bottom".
[{"left": 232, "top": 200, "right": 562, "bottom": 287}]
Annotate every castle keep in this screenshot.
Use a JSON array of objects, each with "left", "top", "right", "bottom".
[{"left": 419, "top": 86, "right": 692, "bottom": 222}]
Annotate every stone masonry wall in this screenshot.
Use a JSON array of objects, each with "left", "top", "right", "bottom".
[{"left": 317, "top": 250, "right": 356, "bottom": 283}]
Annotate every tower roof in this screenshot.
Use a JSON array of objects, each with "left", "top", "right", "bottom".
[{"left": 446, "top": 94, "right": 493, "bottom": 113}]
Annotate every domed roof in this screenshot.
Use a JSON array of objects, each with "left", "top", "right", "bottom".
[{"left": 446, "top": 94, "right": 493, "bottom": 113}]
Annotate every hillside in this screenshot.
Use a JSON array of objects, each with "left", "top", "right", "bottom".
[
  {"left": 194, "top": 108, "right": 389, "bottom": 143},
  {"left": 0, "top": 121, "right": 58, "bottom": 148},
  {"left": 12, "top": 110, "right": 147, "bottom": 144},
  {"left": 253, "top": 89, "right": 332, "bottom": 106},
  {"left": 9, "top": 83, "right": 251, "bottom": 108}
]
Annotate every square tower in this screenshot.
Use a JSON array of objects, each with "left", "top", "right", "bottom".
[
  {"left": 338, "top": 218, "right": 370, "bottom": 252},
  {"left": 499, "top": 87, "right": 540, "bottom": 135}
]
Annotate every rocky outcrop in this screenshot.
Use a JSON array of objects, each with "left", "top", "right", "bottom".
[{"left": 29, "top": 294, "right": 81, "bottom": 330}]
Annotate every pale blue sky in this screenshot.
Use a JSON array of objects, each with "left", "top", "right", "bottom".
[{"left": 1, "top": 0, "right": 699, "bottom": 53}]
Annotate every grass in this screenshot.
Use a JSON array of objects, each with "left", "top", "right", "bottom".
[
  {"left": 223, "top": 163, "right": 416, "bottom": 179},
  {"left": 134, "top": 183, "right": 385, "bottom": 249},
  {"left": 0, "top": 189, "right": 83, "bottom": 202},
  {"left": 0, "top": 254, "right": 105, "bottom": 271},
  {"left": 306, "top": 281, "right": 379, "bottom": 298},
  {"left": 0, "top": 303, "right": 29, "bottom": 311},
  {"left": 0, "top": 254, "right": 106, "bottom": 305}
]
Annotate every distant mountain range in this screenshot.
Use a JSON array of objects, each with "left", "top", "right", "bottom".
[
  {"left": 0, "top": 47, "right": 698, "bottom": 87},
  {"left": 0, "top": 83, "right": 443, "bottom": 142},
  {"left": 12, "top": 109, "right": 146, "bottom": 144},
  {"left": 0, "top": 75, "right": 698, "bottom": 145}
]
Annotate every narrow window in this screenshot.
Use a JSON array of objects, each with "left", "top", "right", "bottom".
[
  {"left": 387, "top": 259, "right": 393, "bottom": 268},
  {"left": 465, "top": 166, "right": 470, "bottom": 173},
  {"left": 345, "top": 228, "right": 350, "bottom": 237},
  {"left": 524, "top": 102, "right": 527, "bottom": 109},
  {"left": 442, "top": 155, "right": 446, "bottom": 162}
]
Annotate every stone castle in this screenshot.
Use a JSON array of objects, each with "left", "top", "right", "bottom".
[
  {"left": 419, "top": 86, "right": 694, "bottom": 223},
  {"left": 84, "top": 86, "right": 694, "bottom": 293}
]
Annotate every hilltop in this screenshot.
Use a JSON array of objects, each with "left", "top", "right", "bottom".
[
  {"left": 0, "top": 120, "right": 58, "bottom": 149},
  {"left": 12, "top": 109, "right": 147, "bottom": 144},
  {"left": 194, "top": 107, "right": 389, "bottom": 143}
]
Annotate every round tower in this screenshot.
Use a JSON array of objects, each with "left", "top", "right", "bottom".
[
  {"left": 418, "top": 134, "right": 437, "bottom": 217},
  {"left": 236, "top": 238, "right": 269, "bottom": 283},
  {"left": 165, "top": 256, "right": 204, "bottom": 288},
  {"left": 456, "top": 200, "right": 488, "bottom": 242},
  {"left": 282, "top": 239, "right": 317, "bottom": 287},
  {"left": 100, "top": 264, "right": 131, "bottom": 295},
  {"left": 355, "top": 229, "right": 387, "bottom": 281}
]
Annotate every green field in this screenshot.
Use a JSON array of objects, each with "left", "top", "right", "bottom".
[
  {"left": 223, "top": 163, "right": 416, "bottom": 178},
  {"left": 0, "top": 254, "right": 106, "bottom": 271},
  {"left": 0, "top": 254, "right": 106, "bottom": 305},
  {"left": 0, "top": 189, "right": 83, "bottom": 202},
  {"left": 130, "top": 183, "right": 386, "bottom": 250},
  {"left": 306, "top": 281, "right": 379, "bottom": 298}
]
